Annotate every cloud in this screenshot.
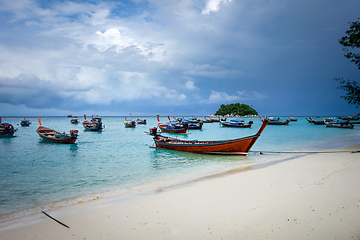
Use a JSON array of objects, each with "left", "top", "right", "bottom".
[
  {"left": 202, "top": 0, "right": 232, "bottom": 15},
  {"left": 208, "top": 90, "right": 268, "bottom": 103},
  {"left": 184, "top": 80, "right": 199, "bottom": 91}
]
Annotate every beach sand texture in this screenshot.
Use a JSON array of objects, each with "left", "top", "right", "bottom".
[{"left": 1, "top": 145, "right": 359, "bottom": 240}]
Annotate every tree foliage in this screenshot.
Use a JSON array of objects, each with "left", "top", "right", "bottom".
[
  {"left": 336, "top": 18, "right": 360, "bottom": 107},
  {"left": 339, "top": 18, "right": 360, "bottom": 69},
  {"left": 334, "top": 78, "right": 360, "bottom": 105},
  {"left": 215, "top": 103, "right": 258, "bottom": 116}
]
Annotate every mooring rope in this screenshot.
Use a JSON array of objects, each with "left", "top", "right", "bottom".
[{"left": 250, "top": 150, "right": 360, "bottom": 154}]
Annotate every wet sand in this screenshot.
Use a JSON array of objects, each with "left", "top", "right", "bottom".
[{"left": 1, "top": 145, "right": 360, "bottom": 239}]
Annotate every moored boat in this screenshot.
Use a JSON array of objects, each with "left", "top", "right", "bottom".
[
  {"left": 148, "top": 118, "right": 269, "bottom": 155},
  {"left": 83, "top": 115, "right": 103, "bottom": 131},
  {"left": 36, "top": 117, "right": 78, "bottom": 144},
  {"left": 136, "top": 116, "right": 147, "bottom": 125},
  {"left": 324, "top": 119, "right": 354, "bottom": 129},
  {"left": 260, "top": 116, "right": 289, "bottom": 125},
  {"left": 306, "top": 117, "right": 325, "bottom": 125},
  {"left": 157, "top": 116, "right": 188, "bottom": 134},
  {"left": 288, "top": 117, "right": 297, "bottom": 122},
  {"left": 20, "top": 117, "right": 31, "bottom": 127},
  {"left": 124, "top": 117, "right": 136, "bottom": 128},
  {"left": 70, "top": 117, "right": 79, "bottom": 124},
  {"left": 220, "top": 119, "right": 253, "bottom": 128},
  {"left": 0, "top": 117, "right": 17, "bottom": 137}
]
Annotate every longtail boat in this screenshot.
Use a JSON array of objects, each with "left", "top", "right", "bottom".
[
  {"left": 148, "top": 118, "right": 269, "bottom": 155},
  {"left": 83, "top": 115, "right": 103, "bottom": 131},
  {"left": 220, "top": 119, "right": 253, "bottom": 128},
  {"left": 136, "top": 116, "right": 147, "bottom": 124},
  {"left": 157, "top": 116, "right": 188, "bottom": 134},
  {"left": 70, "top": 117, "right": 79, "bottom": 124},
  {"left": 124, "top": 117, "right": 136, "bottom": 128},
  {"left": 0, "top": 117, "right": 17, "bottom": 137},
  {"left": 36, "top": 117, "right": 78, "bottom": 144},
  {"left": 305, "top": 117, "right": 325, "bottom": 125},
  {"left": 20, "top": 117, "right": 31, "bottom": 127},
  {"left": 324, "top": 119, "right": 354, "bottom": 129},
  {"left": 260, "top": 116, "right": 289, "bottom": 125}
]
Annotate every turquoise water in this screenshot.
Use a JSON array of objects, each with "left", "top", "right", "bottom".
[{"left": 1, "top": 116, "right": 359, "bottom": 222}]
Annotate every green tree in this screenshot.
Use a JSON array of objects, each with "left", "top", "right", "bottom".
[
  {"left": 215, "top": 103, "right": 258, "bottom": 116},
  {"left": 336, "top": 18, "right": 360, "bottom": 106}
]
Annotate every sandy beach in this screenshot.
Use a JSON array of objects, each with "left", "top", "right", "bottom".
[{"left": 1, "top": 145, "right": 360, "bottom": 240}]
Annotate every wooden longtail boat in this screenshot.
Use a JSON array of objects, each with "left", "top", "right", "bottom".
[
  {"left": 305, "top": 117, "right": 325, "bottom": 125},
  {"left": 124, "top": 117, "right": 136, "bottom": 128},
  {"left": 0, "top": 117, "right": 17, "bottom": 137},
  {"left": 157, "top": 116, "right": 188, "bottom": 134},
  {"left": 324, "top": 119, "right": 354, "bottom": 129},
  {"left": 220, "top": 119, "right": 253, "bottom": 128},
  {"left": 260, "top": 116, "right": 289, "bottom": 125},
  {"left": 70, "top": 117, "right": 79, "bottom": 124},
  {"left": 83, "top": 115, "right": 103, "bottom": 131},
  {"left": 202, "top": 117, "right": 213, "bottom": 123},
  {"left": 20, "top": 117, "right": 31, "bottom": 127},
  {"left": 136, "top": 116, "right": 147, "bottom": 124},
  {"left": 36, "top": 117, "right": 78, "bottom": 144},
  {"left": 148, "top": 119, "right": 269, "bottom": 155}
]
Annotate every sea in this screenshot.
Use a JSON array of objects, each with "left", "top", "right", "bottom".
[{"left": 1, "top": 116, "right": 359, "bottom": 223}]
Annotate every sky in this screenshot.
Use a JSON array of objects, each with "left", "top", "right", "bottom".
[{"left": 0, "top": 0, "right": 359, "bottom": 117}]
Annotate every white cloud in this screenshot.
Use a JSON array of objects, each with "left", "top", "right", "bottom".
[
  {"left": 184, "top": 80, "right": 199, "bottom": 91},
  {"left": 208, "top": 90, "right": 267, "bottom": 103},
  {"left": 202, "top": 0, "right": 232, "bottom": 15}
]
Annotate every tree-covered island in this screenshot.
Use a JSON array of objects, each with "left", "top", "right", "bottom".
[{"left": 214, "top": 103, "right": 258, "bottom": 116}]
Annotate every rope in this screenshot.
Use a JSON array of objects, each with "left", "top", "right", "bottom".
[{"left": 250, "top": 150, "right": 360, "bottom": 154}]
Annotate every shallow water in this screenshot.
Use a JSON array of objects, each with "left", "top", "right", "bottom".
[{"left": 0, "top": 116, "right": 359, "bottom": 222}]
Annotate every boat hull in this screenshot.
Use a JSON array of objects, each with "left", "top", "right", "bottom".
[
  {"left": 151, "top": 119, "right": 268, "bottom": 155},
  {"left": 220, "top": 122, "right": 252, "bottom": 128},
  {"left": 36, "top": 127, "right": 77, "bottom": 144},
  {"left": 159, "top": 126, "right": 188, "bottom": 134}
]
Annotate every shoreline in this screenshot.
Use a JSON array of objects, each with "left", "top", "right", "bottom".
[{"left": 1, "top": 144, "right": 360, "bottom": 239}]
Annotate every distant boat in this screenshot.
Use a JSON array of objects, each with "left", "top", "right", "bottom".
[
  {"left": 36, "top": 117, "right": 78, "bottom": 144},
  {"left": 260, "top": 116, "right": 289, "bottom": 125},
  {"left": 148, "top": 118, "right": 269, "bottom": 155},
  {"left": 288, "top": 117, "right": 297, "bottom": 122},
  {"left": 157, "top": 116, "right": 188, "bottom": 134},
  {"left": 0, "top": 117, "right": 17, "bottom": 137},
  {"left": 70, "top": 117, "right": 78, "bottom": 124},
  {"left": 338, "top": 115, "right": 360, "bottom": 121},
  {"left": 67, "top": 115, "right": 73, "bottom": 118},
  {"left": 220, "top": 119, "right": 253, "bottom": 128},
  {"left": 124, "top": 117, "right": 136, "bottom": 128},
  {"left": 305, "top": 117, "right": 325, "bottom": 125},
  {"left": 20, "top": 117, "right": 31, "bottom": 127},
  {"left": 202, "top": 117, "right": 213, "bottom": 123},
  {"left": 324, "top": 118, "right": 354, "bottom": 129},
  {"left": 83, "top": 115, "right": 103, "bottom": 131},
  {"left": 136, "top": 116, "right": 147, "bottom": 125}
]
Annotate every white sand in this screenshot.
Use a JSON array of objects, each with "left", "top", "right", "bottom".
[{"left": 1, "top": 145, "right": 360, "bottom": 240}]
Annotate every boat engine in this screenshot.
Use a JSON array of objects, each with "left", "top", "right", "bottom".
[
  {"left": 149, "top": 127, "right": 158, "bottom": 136},
  {"left": 70, "top": 130, "right": 79, "bottom": 137}
]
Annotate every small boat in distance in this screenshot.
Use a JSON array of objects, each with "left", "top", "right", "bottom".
[
  {"left": 20, "top": 117, "right": 31, "bottom": 127},
  {"left": 36, "top": 117, "right": 78, "bottom": 144},
  {"left": 260, "top": 116, "right": 289, "bottom": 125},
  {"left": 288, "top": 117, "right": 297, "bottom": 122},
  {"left": 157, "top": 116, "right": 188, "bottom": 134},
  {"left": 324, "top": 118, "right": 354, "bottom": 129},
  {"left": 124, "top": 117, "right": 136, "bottom": 128},
  {"left": 70, "top": 117, "right": 79, "bottom": 124},
  {"left": 83, "top": 115, "right": 103, "bottom": 131},
  {"left": 148, "top": 118, "right": 269, "bottom": 155},
  {"left": 0, "top": 117, "right": 17, "bottom": 137},
  {"left": 220, "top": 119, "right": 253, "bottom": 128},
  {"left": 136, "top": 116, "right": 147, "bottom": 125},
  {"left": 305, "top": 117, "right": 325, "bottom": 125}
]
